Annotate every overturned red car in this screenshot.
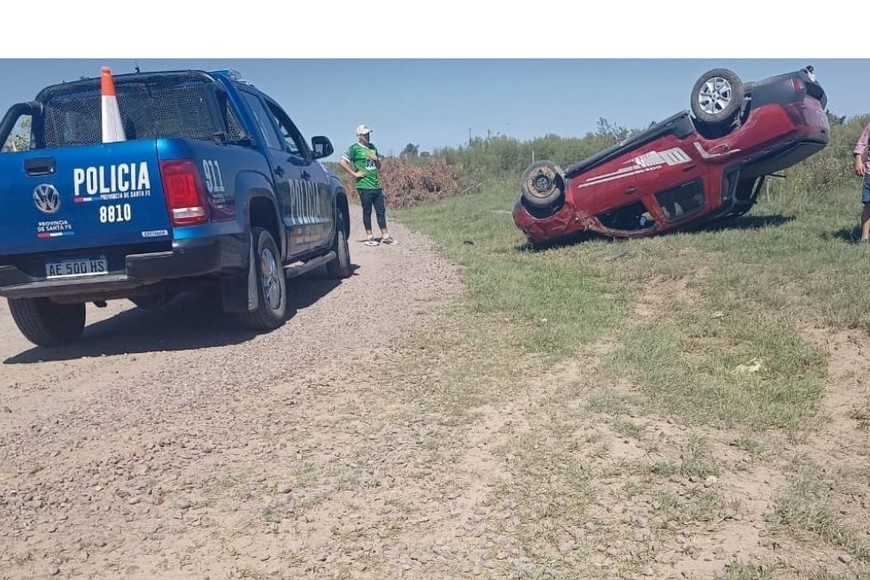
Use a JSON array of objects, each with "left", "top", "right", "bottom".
[{"left": 513, "top": 66, "right": 829, "bottom": 243}]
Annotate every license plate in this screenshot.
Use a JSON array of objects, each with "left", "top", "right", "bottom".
[{"left": 45, "top": 256, "right": 108, "bottom": 279}]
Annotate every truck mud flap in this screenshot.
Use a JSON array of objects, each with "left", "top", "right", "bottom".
[{"left": 219, "top": 238, "right": 257, "bottom": 314}]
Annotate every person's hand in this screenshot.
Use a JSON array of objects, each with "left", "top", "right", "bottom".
[
  {"left": 356, "top": 170, "right": 367, "bottom": 179},
  {"left": 857, "top": 159, "right": 866, "bottom": 177},
  {"left": 366, "top": 151, "right": 378, "bottom": 161}
]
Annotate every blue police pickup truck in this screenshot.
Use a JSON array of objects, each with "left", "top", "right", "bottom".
[{"left": 0, "top": 68, "right": 352, "bottom": 346}]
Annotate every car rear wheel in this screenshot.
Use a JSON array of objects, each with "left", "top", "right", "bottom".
[
  {"left": 238, "top": 227, "right": 287, "bottom": 330},
  {"left": 521, "top": 161, "right": 566, "bottom": 209},
  {"left": 690, "top": 68, "right": 744, "bottom": 126}
]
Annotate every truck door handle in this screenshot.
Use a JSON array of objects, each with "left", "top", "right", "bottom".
[
  {"left": 24, "top": 157, "right": 56, "bottom": 176},
  {"left": 301, "top": 170, "right": 310, "bottom": 180},
  {"left": 275, "top": 165, "right": 285, "bottom": 177},
  {"left": 625, "top": 186, "right": 638, "bottom": 195}
]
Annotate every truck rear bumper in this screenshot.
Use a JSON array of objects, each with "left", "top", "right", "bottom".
[{"left": 0, "top": 237, "right": 246, "bottom": 300}]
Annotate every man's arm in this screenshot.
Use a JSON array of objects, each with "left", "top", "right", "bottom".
[
  {"left": 854, "top": 123, "right": 870, "bottom": 176},
  {"left": 368, "top": 145, "right": 381, "bottom": 170},
  {"left": 340, "top": 156, "right": 365, "bottom": 179}
]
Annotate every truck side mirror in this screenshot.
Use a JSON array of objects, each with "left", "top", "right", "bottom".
[{"left": 311, "top": 136, "right": 333, "bottom": 159}]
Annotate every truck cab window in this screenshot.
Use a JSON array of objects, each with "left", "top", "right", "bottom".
[
  {"left": 265, "top": 102, "right": 307, "bottom": 158},
  {"left": 1, "top": 116, "right": 32, "bottom": 152}
]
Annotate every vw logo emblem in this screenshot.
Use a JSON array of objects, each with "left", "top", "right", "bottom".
[{"left": 33, "top": 184, "right": 61, "bottom": 215}]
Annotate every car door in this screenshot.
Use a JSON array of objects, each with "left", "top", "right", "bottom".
[
  {"left": 238, "top": 90, "right": 309, "bottom": 256},
  {"left": 629, "top": 138, "right": 708, "bottom": 226},
  {"left": 569, "top": 154, "right": 650, "bottom": 235},
  {"left": 263, "top": 99, "right": 334, "bottom": 252}
]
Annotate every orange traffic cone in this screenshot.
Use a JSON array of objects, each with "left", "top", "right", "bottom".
[{"left": 101, "top": 66, "right": 126, "bottom": 143}]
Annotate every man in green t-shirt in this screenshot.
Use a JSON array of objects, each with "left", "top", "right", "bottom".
[{"left": 339, "top": 124, "right": 397, "bottom": 246}]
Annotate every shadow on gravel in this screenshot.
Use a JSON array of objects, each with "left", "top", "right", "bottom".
[{"left": 4, "top": 266, "right": 358, "bottom": 364}]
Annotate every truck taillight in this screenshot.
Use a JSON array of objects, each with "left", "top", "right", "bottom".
[{"left": 159, "top": 160, "right": 209, "bottom": 226}]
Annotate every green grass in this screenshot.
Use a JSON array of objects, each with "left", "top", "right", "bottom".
[
  {"left": 602, "top": 303, "right": 826, "bottom": 432},
  {"left": 770, "top": 456, "right": 870, "bottom": 561},
  {"left": 730, "top": 435, "right": 777, "bottom": 460},
  {"left": 389, "top": 173, "right": 870, "bottom": 578},
  {"left": 715, "top": 559, "right": 776, "bottom": 579},
  {"left": 394, "top": 178, "right": 630, "bottom": 359},
  {"left": 396, "top": 180, "right": 870, "bottom": 432},
  {"left": 680, "top": 434, "right": 721, "bottom": 479},
  {"left": 851, "top": 401, "right": 870, "bottom": 429}
]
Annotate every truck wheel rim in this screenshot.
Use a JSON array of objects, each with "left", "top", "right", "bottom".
[
  {"left": 698, "top": 76, "right": 732, "bottom": 115},
  {"left": 260, "top": 248, "right": 282, "bottom": 310}
]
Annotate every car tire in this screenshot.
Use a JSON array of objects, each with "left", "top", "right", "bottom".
[
  {"left": 521, "top": 161, "right": 566, "bottom": 209},
  {"left": 690, "top": 68, "right": 744, "bottom": 126},
  {"left": 238, "top": 227, "right": 287, "bottom": 330},
  {"left": 325, "top": 208, "right": 352, "bottom": 279},
  {"left": 8, "top": 298, "right": 85, "bottom": 346}
]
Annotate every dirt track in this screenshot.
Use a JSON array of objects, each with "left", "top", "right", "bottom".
[
  {"left": 0, "top": 206, "right": 463, "bottom": 579},
  {"left": 5, "top": 205, "right": 867, "bottom": 579}
]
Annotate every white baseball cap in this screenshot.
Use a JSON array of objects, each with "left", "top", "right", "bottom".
[{"left": 356, "top": 124, "right": 372, "bottom": 135}]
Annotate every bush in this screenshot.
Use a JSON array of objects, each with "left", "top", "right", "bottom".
[
  {"left": 327, "top": 157, "right": 473, "bottom": 209},
  {"left": 436, "top": 118, "right": 630, "bottom": 182},
  {"left": 767, "top": 114, "right": 869, "bottom": 202}
]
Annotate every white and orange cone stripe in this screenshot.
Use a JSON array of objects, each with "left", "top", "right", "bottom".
[{"left": 101, "top": 66, "right": 126, "bottom": 143}]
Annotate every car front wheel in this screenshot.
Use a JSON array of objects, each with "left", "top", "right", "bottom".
[
  {"left": 690, "top": 68, "right": 744, "bottom": 127},
  {"left": 521, "top": 161, "right": 566, "bottom": 209}
]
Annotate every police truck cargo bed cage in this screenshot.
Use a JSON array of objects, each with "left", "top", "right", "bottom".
[{"left": 0, "top": 67, "right": 352, "bottom": 346}]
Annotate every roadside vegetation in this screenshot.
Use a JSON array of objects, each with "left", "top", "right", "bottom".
[{"left": 377, "top": 113, "right": 870, "bottom": 578}]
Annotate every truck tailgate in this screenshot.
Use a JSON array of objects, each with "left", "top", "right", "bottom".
[{"left": 0, "top": 140, "right": 171, "bottom": 258}]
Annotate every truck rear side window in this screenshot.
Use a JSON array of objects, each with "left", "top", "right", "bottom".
[
  {"left": 35, "top": 72, "right": 243, "bottom": 148},
  {"left": 240, "top": 92, "right": 283, "bottom": 151}
]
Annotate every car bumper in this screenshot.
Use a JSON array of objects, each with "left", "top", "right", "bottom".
[
  {"left": 0, "top": 236, "right": 246, "bottom": 300},
  {"left": 740, "top": 135, "right": 828, "bottom": 179}
]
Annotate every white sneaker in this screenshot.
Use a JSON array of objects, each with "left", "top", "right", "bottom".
[
  {"left": 364, "top": 238, "right": 379, "bottom": 246},
  {"left": 381, "top": 236, "right": 398, "bottom": 245}
]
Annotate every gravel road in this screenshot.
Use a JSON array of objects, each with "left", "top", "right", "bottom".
[{"left": 0, "top": 205, "right": 462, "bottom": 578}]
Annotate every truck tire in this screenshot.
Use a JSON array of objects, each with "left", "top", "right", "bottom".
[
  {"left": 326, "top": 209, "right": 352, "bottom": 279},
  {"left": 238, "top": 227, "right": 287, "bottom": 330},
  {"left": 8, "top": 298, "right": 86, "bottom": 346}
]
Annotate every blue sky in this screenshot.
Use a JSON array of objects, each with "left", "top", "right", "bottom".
[
  {"left": 0, "top": 59, "right": 866, "bottom": 160},
  {"left": 1, "top": 2, "right": 866, "bottom": 161}
]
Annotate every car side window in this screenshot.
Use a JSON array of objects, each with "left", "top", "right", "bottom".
[
  {"left": 240, "top": 92, "right": 283, "bottom": 151},
  {"left": 655, "top": 179, "right": 706, "bottom": 222},
  {"left": 264, "top": 101, "right": 308, "bottom": 159}
]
